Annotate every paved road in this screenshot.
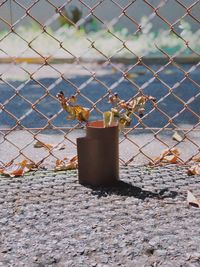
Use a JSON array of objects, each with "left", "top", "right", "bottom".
[
  {"left": 0, "top": 165, "right": 200, "bottom": 266},
  {"left": 0, "top": 63, "right": 199, "bottom": 129}
]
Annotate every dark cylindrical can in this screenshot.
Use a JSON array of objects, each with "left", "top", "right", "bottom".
[{"left": 77, "top": 121, "right": 119, "bottom": 186}]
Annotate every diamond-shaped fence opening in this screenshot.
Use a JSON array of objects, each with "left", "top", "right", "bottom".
[{"left": 0, "top": 0, "right": 199, "bottom": 168}]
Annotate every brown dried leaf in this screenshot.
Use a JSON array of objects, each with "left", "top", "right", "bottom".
[
  {"left": 187, "top": 190, "right": 200, "bottom": 208},
  {"left": 0, "top": 160, "right": 35, "bottom": 177},
  {"left": 172, "top": 131, "right": 183, "bottom": 142},
  {"left": 187, "top": 163, "right": 200, "bottom": 176},
  {"left": 192, "top": 156, "right": 200, "bottom": 162},
  {"left": 34, "top": 141, "right": 65, "bottom": 151},
  {"left": 34, "top": 141, "right": 53, "bottom": 150},
  {"left": 152, "top": 148, "right": 180, "bottom": 165},
  {"left": 55, "top": 156, "right": 78, "bottom": 171},
  {"left": 70, "top": 155, "right": 78, "bottom": 163}
]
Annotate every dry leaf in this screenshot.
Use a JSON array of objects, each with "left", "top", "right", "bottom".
[
  {"left": 187, "top": 190, "right": 200, "bottom": 208},
  {"left": 125, "top": 73, "right": 139, "bottom": 80},
  {"left": 172, "top": 131, "right": 183, "bottom": 142},
  {"left": 34, "top": 141, "right": 65, "bottom": 151},
  {"left": 187, "top": 163, "right": 200, "bottom": 176},
  {"left": 56, "top": 91, "right": 90, "bottom": 122},
  {"left": 55, "top": 156, "right": 78, "bottom": 171},
  {"left": 152, "top": 148, "right": 180, "bottom": 165},
  {"left": 0, "top": 159, "right": 35, "bottom": 177},
  {"left": 75, "top": 106, "right": 90, "bottom": 122},
  {"left": 34, "top": 141, "right": 54, "bottom": 150},
  {"left": 192, "top": 156, "right": 200, "bottom": 162},
  {"left": 70, "top": 155, "right": 78, "bottom": 163}
]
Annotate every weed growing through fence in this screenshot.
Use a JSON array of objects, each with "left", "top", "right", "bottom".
[{"left": 56, "top": 91, "right": 156, "bottom": 130}]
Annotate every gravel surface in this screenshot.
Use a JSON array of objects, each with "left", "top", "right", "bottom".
[{"left": 0, "top": 165, "right": 200, "bottom": 267}]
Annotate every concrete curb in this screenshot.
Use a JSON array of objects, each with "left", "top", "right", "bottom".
[{"left": 0, "top": 56, "right": 199, "bottom": 65}]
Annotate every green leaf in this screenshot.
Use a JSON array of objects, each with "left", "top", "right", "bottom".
[{"left": 103, "top": 111, "right": 114, "bottom": 128}]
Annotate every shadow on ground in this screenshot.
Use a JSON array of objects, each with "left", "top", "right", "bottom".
[{"left": 86, "top": 180, "right": 178, "bottom": 200}]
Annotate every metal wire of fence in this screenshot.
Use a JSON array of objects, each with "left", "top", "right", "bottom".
[{"left": 0, "top": 0, "right": 199, "bottom": 167}]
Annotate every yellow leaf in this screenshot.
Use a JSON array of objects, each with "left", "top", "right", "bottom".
[
  {"left": 68, "top": 95, "right": 77, "bottom": 103},
  {"left": 103, "top": 111, "right": 114, "bottom": 128},
  {"left": 118, "top": 116, "right": 131, "bottom": 131},
  {"left": 75, "top": 106, "right": 90, "bottom": 122},
  {"left": 187, "top": 191, "right": 200, "bottom": 208},
  {"left": 56, "top": 91, "right": 90, "bottom": 122}
]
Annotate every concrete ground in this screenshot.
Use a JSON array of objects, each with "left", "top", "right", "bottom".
[{"left": 0, "top": 126, "right": 200, "bottom": 166}]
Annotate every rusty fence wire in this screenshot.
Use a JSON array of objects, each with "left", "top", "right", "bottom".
[{"left": 0, "top": 0, "right": 199, "bottom": 167}]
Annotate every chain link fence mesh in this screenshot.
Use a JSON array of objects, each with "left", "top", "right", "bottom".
[{"left": 0, "top": 0, "right": 199, "bottom": 167}]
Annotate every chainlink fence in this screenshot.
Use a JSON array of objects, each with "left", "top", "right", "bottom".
[{"left": 0, "top": 0, "right": 199, "bottom": 167}]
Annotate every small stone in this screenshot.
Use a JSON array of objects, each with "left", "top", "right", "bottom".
[
  {"left": 154, "top": 249, "right": 167, "bottom": 257},
  {"left": 149, "top": 236, "right": 160, "bottom": 247},
  {"left": 101, "top": 256, "right": 109, "bottom": 264}
]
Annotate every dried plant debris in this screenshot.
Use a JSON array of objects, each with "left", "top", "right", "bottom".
[
  {"left": 187, "top": 163, "right": 200, "bottom": 176},
  {"left": 56, "top": 90, "right": 156, "bottom": 130},
  {"left": 191, "top": 156, "right": 200, "bottom": 162},
  {"left": 187, "top": 191, "right": 200, "bottom": 208},
  {"left": 56, "top": 91, "right": 90, "bottom": 122},
  {"left": 34, "top": 141, "right": 65, "bottom": 151},
  {"left": 172, "top": 131, "right": 183, "bottom": 142},
  {"left": 151, "top": 148, "right": 181, "bottom": 165},
  {"left": 104, "top": 93, "right": 156, "bottom": 130},
  {"left": 55, "top": 156, "right": 78, "bottom": 171},
  {"left": 0, "top": 160, "right": 37, "bottom": 177}
]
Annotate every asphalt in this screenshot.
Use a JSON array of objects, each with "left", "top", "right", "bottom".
[
  {"left": 0, "top": 165, "right": 200, "bottom": 266},
  {"left": 0, "top": 63, "right": 199, "bottom": 129}
]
